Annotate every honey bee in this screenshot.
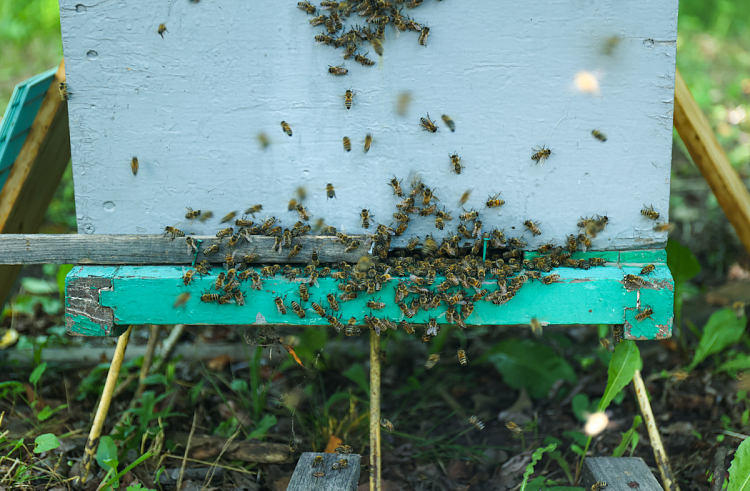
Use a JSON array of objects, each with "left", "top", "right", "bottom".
[
  {"left": 364, "top": 133, "right": 373, "bottom": 152},
  {"left": 613, "top": 324, "right": 624, "bottom": 344},
  {"left": 254, "top": 132, "right": 270, "bottom": 150},
  {"left": 203, "top": 244, "right": 219, "bottom": 255},
  {"left": 641, "top": 264, "right": 655, "bottom": 275},
  {"left": 324, "top": 292, "right": 340, "bottom": 312},
  {"left": 486, "top": 193, "right": 504, "bottom": 208},
  {"left": 417, "top": 25, "right": 430, "bottom": 46},
  {"left": 506, "top": 422, "right": 523, "bottom": 434},
  {"left": 530, "top": 318, "right": 543, "bottom": 338},
  {"left": 370, "top": 37, "right": 384, "bottom": 56},
  {"left": 311, "top": 301, "right": 327, "bottom": 318},
  {"left": 524, "top": 220, "right": 541, "bottom": 235},
  {"left": 279, "top": 120, "right": 293, "bottom": 137},
  {"left": 296, "top": 204, "right": 312, "bottom": 221},
  {"left": 567, "top": 234, "right": 578, "bottom": 252},
  {"left": 380, "top": 418, "right": 394, "bottom": 433},
  {"left": 354, "top": 51, "right": 376, "bottom": 66},
  {"left": 328, "top": 64, "right": 348, "bottom": 75},
  {"left": 531, "top": 145, "right": 552, "bottom": 165},
  {"left": 315, "top": 33, "right": 333, "bottom": 44},
  {"left": 174, "top": 292, "right": 191, "bottom": 308},
  {"left": 310, "top": 14, "right": 327, "bottom": 26},
  {"left": 158, "top": 23, "right": 168, "bottom": 37},
  {"left": 290, "top": 300, "right": 306, "bottom": 318},
  {"left": 130, "top": 157, "right": 138, "bottom": 175},
  {"left": 425, "top": 353, "right": 440, "bottom": 369},
  {"left": 599, "top": 337, "right": 615, "bottom": 352},
  {"left": 235, "top": 217, "right": 253, "bottom": 227},
  {"left": 634, "top": 308, "right": 654, "bottom": 322},
  {"left": 332, "top": 458, "right": 349, "bottom": 471},
  {"left": 214, "top": 271, "right": 226, "bottom": 290},
  {"left": 591, "top": 130, "right": 607, "bottom": 142},
  {"left": 322, "top": 183, "right": 335, "bottom": 201},
  {"left": 435, "top": 215, "right": 445, "bottom": 230},
  {"left": 218, "top": 211, "right": 236, "bottom": 224},
  {"left": 542, "top": 274, "right": 560, "bottom": 285},
  {"left": 343, "top": 136, "right": 351, "bottom": 152},
  {"left": 459, "top": 209, "right": 479, "bottom": 221},
  {"left": 274, "top": 296, "right": 287, "bottom": 315},
  {"left": 164, "top": 226, "right": 185, "bottom": 240},
  {"left": 509, "top": 237, "right": 526, "bottom": 248},
  {"left": 589, "top": 257, "right": 606, "bottom": 266},
  {"left": 420, "top": 113, "right": 438, "bottom": 133},
  {"left": 591, "top": 482, "right": 608, "bottom": 491},
  {"left": 577, "top": 234, "right": 592, "bottom": 249},
  {"left": 457, "top": 348, "right": 468, "bottom": 366},
  {"left": 288, "top": 243, "right": 303, "bottom": 259},
  {"left": 448, "top": 153, "right": 464, "bottom": 174},
  {"left": 654, "top": 223, "right": 675, "bottom": 232},
  {"left": 201, "top": 293, "right": 220, "bottom": 303},
  {"left": 335, "top": 445, "right": 353, "bottom": 454},
  {"left": 199, "top": 211, "right": 214, "bottom": 223},
  {"left": 344, "top": 89, "right": 355, "bottom": 110},
  {"left": 216, "top": 227, "right": 233, "bottom": 240},
  {"left": 468, "top": 415, "right": 484, "bottom": 430},
  {"left": 441, "top": 114, "right": 455, "bottom": 132},
  {"left": 641, "top": 205, "right": 659, "bottom": 220},
  {"left": 388, "top": 176, "right": 404, "bottom": 197},
  {"left": 59, "top": 82, "right": 69, "bottom": 101},
  {"left": 182, "top": 269, "right": 195, "bottom": 285},
  {"left": 296, "top": 284, "right": 310, "bottom": 303},
  {"left": 360, "top": 208, "right": 372, "bottom": 228},
  {"left": 298, "top": 1, "right": 316, "bottom": 14},
  {"left": 312, "top": 456, "right": 324, "bottom": 468},
  {"left": 624, "top": 274, "right": 646, "bottom": 288},
  {"left": 227, "top": 233, "right": 241, "bottom": 249},
  {"left": 366, "top": 299, "right": 386, "bottom": 310}
]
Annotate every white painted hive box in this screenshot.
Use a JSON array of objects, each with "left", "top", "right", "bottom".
[{"left": 59, "top": 0, "right": 678, "bottom": 250}]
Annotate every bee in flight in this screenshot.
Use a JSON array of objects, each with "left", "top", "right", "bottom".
[
  {"left": 380, "top": 418, "right": 394, "bottom": 433},
  {"left": 343, "top": 136, "right": 351, "bottom": 152},
  {"left": 591, "top": 130, "right": 607, "bottom": 142},
  {"left": 281, "top": 121, "right": 292, "bottom": 136},
  {"left": 344, "top": 89, "right": 355, "bottom": 109},
  {"left": 449, "top": 153, "right": 464, "bottom": 174},
  {"left": 420, "top": 113, "right": 438, "bottom": 133},
  {"left": 328, "top": 64, "right": 348, "bottom": 75},
  {"left": 326, "top": 183, "right": 336, "bottom": 199},
  {"left": 256, "top": 132, "right": 270, "bottom": 149},
  {"left": 468, "top": 415, "right": 484, "bottom": 430},
  {"left": 371, "top": 37, "right": 384, "bottom": 56},
  {"left": 442, "top": 114, "right": 455, "bottom": 132},
  {"left": 641, "top": 204, "right": 659, "bottom": 220},
  {"left": 531, "top": 145, "right": 552, "bottom": 165},
  {"left": 506, "top": 422, "right": 523, "bottom": 434},
  {"left": 457, "top": 348, "right": 468, "bottom": 366},
  {"left": 220, "top": 212, "right": 237, "bottom": 224},
  {"left": 364, "top": 133, "right": 373, "bottom": 152},
  {"left": 158, "top": 23, "right": 168, "bottom": 38},
  {"left": 174, "top": 292, "right": 191, "bottom": 308},
  {"left": 424, "top": 353, "right": 440, "bottom": 369},
  {"left": 130, "top": 156, "right": 138, "bottom": 176}
]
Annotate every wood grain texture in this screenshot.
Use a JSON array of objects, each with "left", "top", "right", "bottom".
[
  {"left": 581, "top": 457, "right": 664, "bottom": 491},
  {"left": 0, "top": 234, "right": 368, "bottom": 265},
  {"left": 60, "top": 0, "right": 676, "bottom": 250},
  {"left": 674, "top": 68, "right": 750, "bottom": 255},
  {"left": 64, "top": 252, "right": 673, "bottom": 338},
  {"left": 65, "top": 275, "right": 115, "bottom": 336},
  {"left": 288, "top": 453, "right": 360, "bottom": 491},
  {"left": 0, "top": 61, "right": 71, "bottom": 306}
]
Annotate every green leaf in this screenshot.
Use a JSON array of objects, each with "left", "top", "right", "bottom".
[
  {"left": 483, "top": 339, "right": 577, "bottom": 400},
  {"left": 343, "top": 365, "right": 369, "bottom": 396},
  {"left": 571, "top": 394, "right": 590, "bottom": 422},
  {"left": 33, "top": 433, "right": 60, "bottom": 453},
  {"left": 56, "top": 264, "right": 74, "bottom": 301},
  {"left": 29, "top": 362, "right": 47, "bottom": 385},
  {"left": 612, "top": 415, "right": 642, "bottom": 457},
  {"left": 689, "top": 309, "right": 747, "bottom": 371},
  {"left": 666, "top": 239, "right": 701, "bottom": 285},
  {"left": 142, "top": 374, "right": 169, "bottom": 386},
  {"left": 96, "top": 435, "right": 118, "bottom": 472},
  {"left": 21, "top": 277, "right": 57, "bottom": 295},
  {"left": 127, "top": 485, "right": 150, "bottom": 491},
  {"left": 562, "top": 431, "right": 588, "bottom": 447},
  {"left": 37, "top": 405, "right": 54, "bottom": 421},
  {"left": 728, "top": 438, "right": 750, "bottom": 491},
  {"left": 519, "top": 443, "right": 557, "bottom": 491},
  {"left": 599, "top": 341, "right": 641, "bottom": 412},
  {"left": 717, "top": 354, "right": 750, "bottom": 374},
  {"left": 247, "top": 414, "right": 277, "bottom": 440}
]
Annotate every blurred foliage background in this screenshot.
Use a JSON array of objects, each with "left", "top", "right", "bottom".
[{"left": 1, "top": 0, "right": 750, "bottom": 279}]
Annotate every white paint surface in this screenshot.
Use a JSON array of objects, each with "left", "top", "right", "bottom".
[{"left": 60, "top": 0, "right": 678, "bottom": 250}]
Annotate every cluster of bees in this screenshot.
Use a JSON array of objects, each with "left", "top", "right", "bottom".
[{"left": 309, "top": 445, "right": 354, "bottom": 480}]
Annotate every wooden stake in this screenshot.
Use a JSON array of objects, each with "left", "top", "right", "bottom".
[
  {"left": 674, "top": 68, "right": 750, "bottom": 255},
  {"left": 79, "top": 325, "right": 133, "bottom": 484},
  {"left": 369, "top": 330, "right": 381, "bottom": 491}
]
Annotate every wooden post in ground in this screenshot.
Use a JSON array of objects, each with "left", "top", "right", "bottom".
[
  {"left": 673, "top": 68, "right": 750, "bottom": 255},
  {"left": 369, "top": 330, "right": 381, "bottom": 491},
  {"left": 0, "top": 60, "right": 71, "bottom": 306}
]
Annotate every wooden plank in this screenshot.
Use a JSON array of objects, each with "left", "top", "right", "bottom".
[
  {"left": 64, "top": 274, "right": 120, "bottom": 337},
  {"left": 0, "top": 234, "right": 368, "bottom": 265},
  {"left": 674, "top": 68, "right": 750, "bottom": 255},
  {"left": 581, "top": 457, "right": 664, "bottom": 491},
  {"left": 60, "top": 0, "right": 676, "bottom": 251},
  {"left": 64, "top": 258, "right": 674, "bottom": 338},
  {"left": 288, "top": 453, "right": 360, "bottom": 491},
  {"left": 0, "top": 61, "right": 71, "bottom": 306}
]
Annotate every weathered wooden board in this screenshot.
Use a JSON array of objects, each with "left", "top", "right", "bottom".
[
  {"left": 59, "top": 0, "right": 677, "bottom": 250},
  {"left": 288, "top": 453, "right": 360, "bottom": 491},
  {"left": 581, "top": 457, "right": 664, "bottom": 491},
  {"left": 0, "top": 234, "right": 367, "bottom": 265},
  {"left": 65, "top": 250, "right": 673, "bottom": 337}
]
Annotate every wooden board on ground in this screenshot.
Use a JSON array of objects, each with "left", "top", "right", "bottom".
[
  {"left": 288, "top": 453, "right": 360, "bottom": 491},
  {"left": 581, "top": 457, "right": 664, "bottom": 491},
  {"left": 59, "top": 0, "right": 677, "bottom": 250}
]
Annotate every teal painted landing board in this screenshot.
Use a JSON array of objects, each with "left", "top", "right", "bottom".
[
  {"left": 65, "top": 250, "right": 674, "bottom": 339},
  {"left": 0, "top": 67, "right": 58, "bottom": 189}
]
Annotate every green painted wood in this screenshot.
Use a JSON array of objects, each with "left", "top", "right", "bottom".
[
  {"left": 65, "top": 256, "right": 674, "bottom": 339},
  {"left": 619, "top": 249, "right": 667, "bottom": 264}
]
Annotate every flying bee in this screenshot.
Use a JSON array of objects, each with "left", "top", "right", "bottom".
[
  {"left": 343, "top": 136, "right": 351, "bottom": 152},
  {"left": 158, "top": 23, "right": 168, "bottom": 37},
  {"left": 641, "top": 264, "right": 655, "bottom": 275},
  {"left": 326, "top": 183, "right": 336, "bottom": 200},
  {"left": 417, "top": 25, "right": 430, "bottom": 46},
  {"left": 174, "top": 292, "right": 191, "bottom": 308},
  {"left": 370, "top": 37, "right": 384, "bottom": 56},
  {"left": 182, "top": 269, "right": 195, "bottom": 285},
  {"left": 380, "top": 418, "right": 394, "bottom": 433},
  {"left": 274, "top": 296, "right": 287, "bottom": 315},
  {"left": 654, "top": 222, "right": 675, "bottom": 232},
  {"left": 312, "top": 456, "right": 324, "bottom": 468},
  {"left": 486, "top": 193, "right": 504, "bottom": 208},
  {"left": 328, "top": 64, "right": 348, "bottom": 75},
  {"left": 531, "top": 145, "right": 552, "bottom": 165},
  {"left": 354, "top": 51, "right": 376, "bottom": 66},
  {"left": 449, "top": 153, "right": 464, "bottom": 174},
  {"left": 130, "top": 156, "right": 138, "bottom": 175},
  {"left": 364, "top": 133, "right": 373, "bottom": 152},
  {"left": 360, "top": 208, "right": 372, "bottom": 228},
  {"left": 442, "top": 114, "right": 455, "bottom": 132},
  {"left": 524, "top": 220, "right": 541, "bottom": 235},
  {"left": 298, "top": 1, "right": 316, "bottom": 14},
  {"left": 296, "top": 204, "right": 312, "bottom": 221},
  {"left": 634, "top": 306, "right": 654, "bottom": 322},
  {"left": 530, "top": 318, "right": 543, "bottom": 338},
  {"left": 458, "top": 189, "right": 472, "bottom": 206},
  {"left": 592, "top": 130, "right": 607, "bottom": 142},
  {"left": 198, "top": 211, "right": 213, "bottom": 223},
  {"left": 457, "top": 348, "right": 468, "bottom": 366},
  {"left": 201, "top": 293, "right": 220, "bottom": 303},
  {"left": 641, "top": 204, "right": 659, "bottom": 220},
  {"left": 468, "top": 415, "right": 484, "bottom": 430},
  {"left": 290, "top": 300, "right": 306, "bottom": 318},
  {"left": 390, "top": 176, "right": 403, "bottom": 196},
  {"left": 425, "top": 353, "right": 440, "bottom": 369},
  {"left": 59, "top": 82, "right": 69, "bottom": 101},
  {"left": 164, "top": 226, "right": 185, "bottom": 240},
  {"left": 506, "top": 422, "right": 523, "bottom": 434},
  {"left": 218, "top": 211, "right": 237, "bottom": 224},
  {"left": 420, "top": 113, "right": 438, "bottom": 133},
  {"left": 344, "top": 89, "right": 355, "bottom": 109}
]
